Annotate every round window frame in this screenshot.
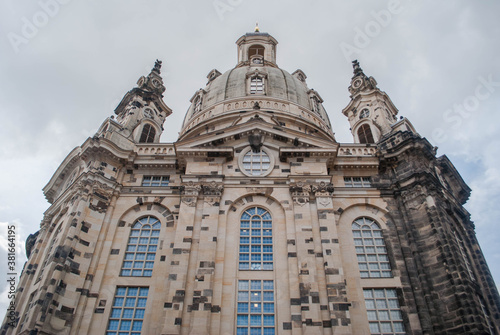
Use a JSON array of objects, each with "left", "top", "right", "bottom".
[
  {"left": 238, "top": 146, "right": 274, "bottom": 177},
  {"left": 360, "top": 108, "right": 370, "bottom": 118}
]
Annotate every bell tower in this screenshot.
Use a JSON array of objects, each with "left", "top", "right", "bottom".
[
  {"left": 96, "top": 60, "right": 172, "bottom": 143},
  {"left": 342, "top": 60, "right": 401, "bottom": 143}
]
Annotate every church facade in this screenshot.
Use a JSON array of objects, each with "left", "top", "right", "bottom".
[{"left": 3, "top": 30, "right": 499, "bottom": 334}]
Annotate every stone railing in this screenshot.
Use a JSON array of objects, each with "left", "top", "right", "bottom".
[
  {"left": 337, "top": 145, "right": 377, "bottom": 157},
  {"left": 136, "top": 144, "right": 176, "bottom": 156}
]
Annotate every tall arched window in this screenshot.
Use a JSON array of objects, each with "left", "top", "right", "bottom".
[
  {"left": 358, "top": 124, "right": 374, "bottom": 144},
  {"left": 250, "top": 76, "right": 264, "bottom": 94},
  {"left": 352, "top": 217, "right": 392, "bottom": 278},
  {"left": 139, "top": 124, "right": 156, "bottom": 143},
  {"left": 239, "top": 207, "right": 273, "bottom": 270},
  {"left": 121, "top": 216, "right": 160, "bottom": 277}
]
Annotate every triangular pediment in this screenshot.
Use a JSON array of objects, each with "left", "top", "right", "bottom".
[{"left": 175, "top": 117, "right": 337, "bottom": 153}]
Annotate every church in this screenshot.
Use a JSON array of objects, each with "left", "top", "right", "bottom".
[{"left": 3, "top": 28, "right": 499, "bottom": 334}]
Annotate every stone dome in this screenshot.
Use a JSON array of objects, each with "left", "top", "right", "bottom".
[
  {"left": 179, "top": 32, "right": 333, "bottom": 138},
  {"left": 202, "top": 66, "right": 311, "bottom": 110}
]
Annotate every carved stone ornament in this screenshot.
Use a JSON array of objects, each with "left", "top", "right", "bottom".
[
  {"left": 311, "top": 181, "right": 334, "bottom": 197},
  {"left": 317, "top": 197, "right": 332, "bottom": 208},
  {"left": 41, "top": 213, "right": 54, "bottom": 228},
  {"left": 136, "top": 60, "right": 166, "bottom": 96},
  {"left": 202, "top": 181, "right": 224, "bottom": 197},
  {"left": 401, "top": 185, "right": 427, "bottom": 210},
  {"left": 202, "top": 181, "right": 224, "bottom": 206},
  {"left": 290, "top": 182, "right": 311, "bottom": 207},
  {"left": 348, "top": 60, "right": 378, "bottom": 95},
  {"left": 180, "top": 182, "right": 202, "bottom": 207}
]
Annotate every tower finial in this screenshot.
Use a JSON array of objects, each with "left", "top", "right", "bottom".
[
  {"left": 152, "top": 59, "right": 162, "bottom": 74},
  {"left": 254, "top": 22, "right": 260, "bottom": 32},
  {"left": 352, "top": 59, "right": 363, "bottom": 76}
]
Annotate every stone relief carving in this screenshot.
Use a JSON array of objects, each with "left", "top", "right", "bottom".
[
  {"left": 401, "top": 185, "right": 427, "bottom": 210},
  {"left": 202, "top": 181, "right": 224, "bottom": 206},
  {"left": 180, "top": 182, "right": 202, "bottom": 207},
  {"left": 290, "top": 181, "right": 334, "bottom": 207}
]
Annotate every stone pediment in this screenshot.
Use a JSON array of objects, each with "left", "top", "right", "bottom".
[{"left": 175, "top": 119, "right": 337, "bottom": 154}]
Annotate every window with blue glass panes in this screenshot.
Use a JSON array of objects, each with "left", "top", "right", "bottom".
[
  {"left": 239, "top": 207, "right": 273, "bottom": 270},
  {"left": 120, "top": 216, "right": 160, "bottom": 277},
  {"left": 106, "top": 287, "right": 148, "bottom": 335},
  {"left": 237, "top": 280, "right": 275, "bottom": 335}
]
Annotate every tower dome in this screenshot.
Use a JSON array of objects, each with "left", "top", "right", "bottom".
[{"left": 179, "top": 31, "right": 334, "bottom": 142}]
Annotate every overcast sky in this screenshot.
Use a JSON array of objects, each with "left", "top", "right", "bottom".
[{"left": 1, "top": 0, "right": 499, "bottom": 317}]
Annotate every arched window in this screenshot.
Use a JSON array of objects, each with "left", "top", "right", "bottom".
[
  {"left": 250, "top": 76, "right": 264, "bottom": 94},
  {"left": 358, "top": 124, "right": 374, "bottom": 144},
  {"left": 139, "top": 124, "right": 155, "bottom": 143},
  {"left": 121, "top": 216, "right": 160, "bottom": 277},
  {"left": 352, "top": 217, "right": 392, "bottom": 278},
  {"left": 239, "top": 207, "right": 273, "bottom": 270}
]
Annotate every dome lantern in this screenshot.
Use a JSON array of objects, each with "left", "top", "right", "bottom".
[{"left": 235, "top": 29, "right": 278, "bottom": 67}]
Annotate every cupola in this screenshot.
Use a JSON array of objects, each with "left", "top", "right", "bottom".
[{"left": 235, "top": 25, "right": 278, "bottom": 67}]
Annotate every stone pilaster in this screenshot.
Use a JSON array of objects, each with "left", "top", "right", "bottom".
[
  {"left": 289, "top": 182, "right": 323, "bottom": 331},
  {"left": 161, "top": 181, "right": 201, "bottom": 334},
  {"left": 186, "top": 181, "right": 223, "bottom": 334}
]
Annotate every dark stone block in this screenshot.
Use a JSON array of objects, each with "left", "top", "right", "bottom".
[{"left": 325, "top": 268, "right": 339, "bottom": 275}]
